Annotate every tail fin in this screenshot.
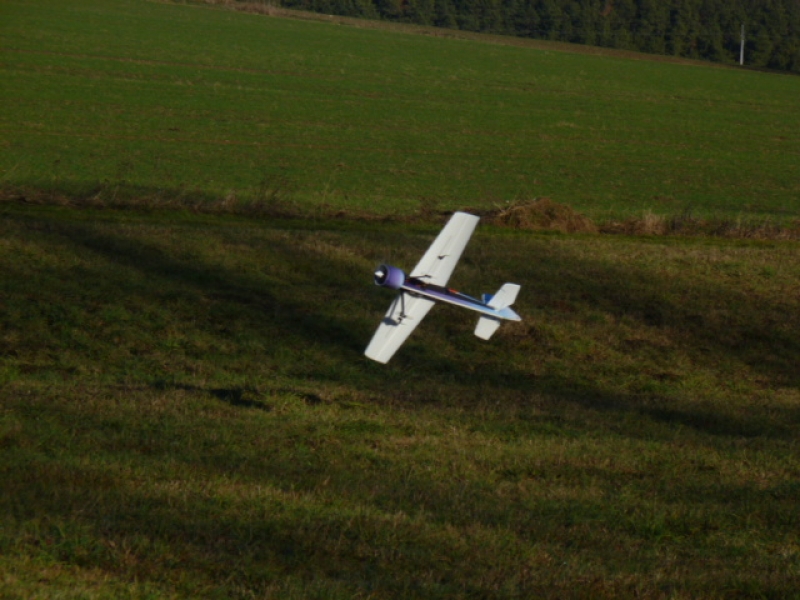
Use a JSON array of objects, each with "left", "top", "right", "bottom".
[
  {"left": 487, "top": 283, "right": 520, "bottom": 310},
  {"left": 474, "top": 283, "right": 521, "bottom": 340}
]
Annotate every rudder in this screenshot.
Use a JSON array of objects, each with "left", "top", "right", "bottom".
[{"left": 487, "top": 283, "right": 520, "bottom": 310}]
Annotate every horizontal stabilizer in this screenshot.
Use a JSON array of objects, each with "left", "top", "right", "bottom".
[
  {"left": 487, "top": 283, "right": 520, "bottom": 310},
  {"left": 475, "top": 316, "right": 501, "bottom": 340}
]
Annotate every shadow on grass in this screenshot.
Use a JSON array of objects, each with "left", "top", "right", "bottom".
[
  {"left": 152, "top": 381, "right": 325, "bottom": 409},
  {"left": 152, "top": 381, "right": 273, "bottom": 411},
  {"left": 531, "top": 240, "right": 800, "bottom": 389},
  {"left": 395, "top": 349, "right": 800, "bottom": 441},
  {"left": 2, "top": 205, "right": 799, "bottom": 444},
  {"left": 4, "top": 391, "right": 799, "bottom": 598},
  {"left": 2, "top": 205, "right": 371, "bottom": 357},
  {"left": 3, "top": 204, "right": 800, "bottom": 595}
]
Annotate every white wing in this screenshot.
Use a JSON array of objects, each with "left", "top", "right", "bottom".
[
  {"left": 409, "top": 212, "right": 479, "bottom": 286},
  {"left": 364, "top": 293, "right": 436, "bottom": 363}
]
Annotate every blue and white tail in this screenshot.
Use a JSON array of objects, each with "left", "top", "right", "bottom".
[{"left": 474, "top": 283, "right": 521, "bottom": 340}]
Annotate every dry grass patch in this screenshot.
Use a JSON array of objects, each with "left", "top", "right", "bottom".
[
  {"left": 601, "top": 209, "right": 800, "bottom": 239},
  {"left": 483, "top": 198, "right": 598, "bottom": 233},
  {"left": 477, "top": 198, "right": 800, "bottom": 240}
]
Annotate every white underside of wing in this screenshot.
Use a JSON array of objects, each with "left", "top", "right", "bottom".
[
  {"left": 409, "top": 212, "right": 479, "bottom": 287},
  {"left": 364, "top": 293, "right": 436, "bottom": 363}
]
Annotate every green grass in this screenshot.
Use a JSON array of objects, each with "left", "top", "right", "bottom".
[
  {"left": 1, "top": 202, "right": 799, "bottom": 597},
  {"left": 2, "top": 0, "right": 800, "bottom": 221},
  {"left": 2, "top": 1, "right": 800, "bottom": 596}
]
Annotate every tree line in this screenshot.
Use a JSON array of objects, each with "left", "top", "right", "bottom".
[{"left": 276, "top": 0, "right": 800, "bottom": 72}]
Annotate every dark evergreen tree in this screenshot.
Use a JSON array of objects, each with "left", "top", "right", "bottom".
[
  {"left": 433, "top": 0, "right": 458, "bottom": 27},
  {"left": 406, "top": 0, "right": 436, "bottom": 24},
  {"left": 512, "top": 1, "right": 541, "bottom": 38},
  {"left": 535, "top": 0, "right": 566, "bottom": 41},
  {"left": 272, "top": 0, "right": 800, "bottom": 73},
  {"left": 636, "top": 0, "right": 668, "bottom": 54},
  {"left": 373, "top": 0, "right": 404, "bottom": 19}
]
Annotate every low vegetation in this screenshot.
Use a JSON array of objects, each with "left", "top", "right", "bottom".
[{"left": 2, "top": 202, "right": 799, "bottom": 597}]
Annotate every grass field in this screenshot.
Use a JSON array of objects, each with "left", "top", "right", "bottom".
[
  {"left": 1, "top": 202, "right": 799, "bottom": 597},
  {"left": 2, "top": 0, "right": 799, "bottom": 221},
  {"left": 2, "top": 0, "right": 800, "bottom": 597}
]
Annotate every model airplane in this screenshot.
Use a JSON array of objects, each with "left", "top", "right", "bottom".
[{"left": 365, "top": 211, "right": 521, "bottom": 363}]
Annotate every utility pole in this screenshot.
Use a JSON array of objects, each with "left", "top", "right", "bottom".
[{"left": 740, "top": 24, "right": 745, "bottom": 65}]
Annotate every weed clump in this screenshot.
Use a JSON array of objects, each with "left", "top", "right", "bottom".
[{"left": 488, "top": 198, "right": 598, "bottom": 233}]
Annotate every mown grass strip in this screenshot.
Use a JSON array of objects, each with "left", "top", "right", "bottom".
[{"left": 2, "top": 0, "right": 799, "bottom": 220}]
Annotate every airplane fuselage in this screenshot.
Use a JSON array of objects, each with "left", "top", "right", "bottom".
[{"left": 401, "top": 278, "right": 521, "bottom": 322}]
